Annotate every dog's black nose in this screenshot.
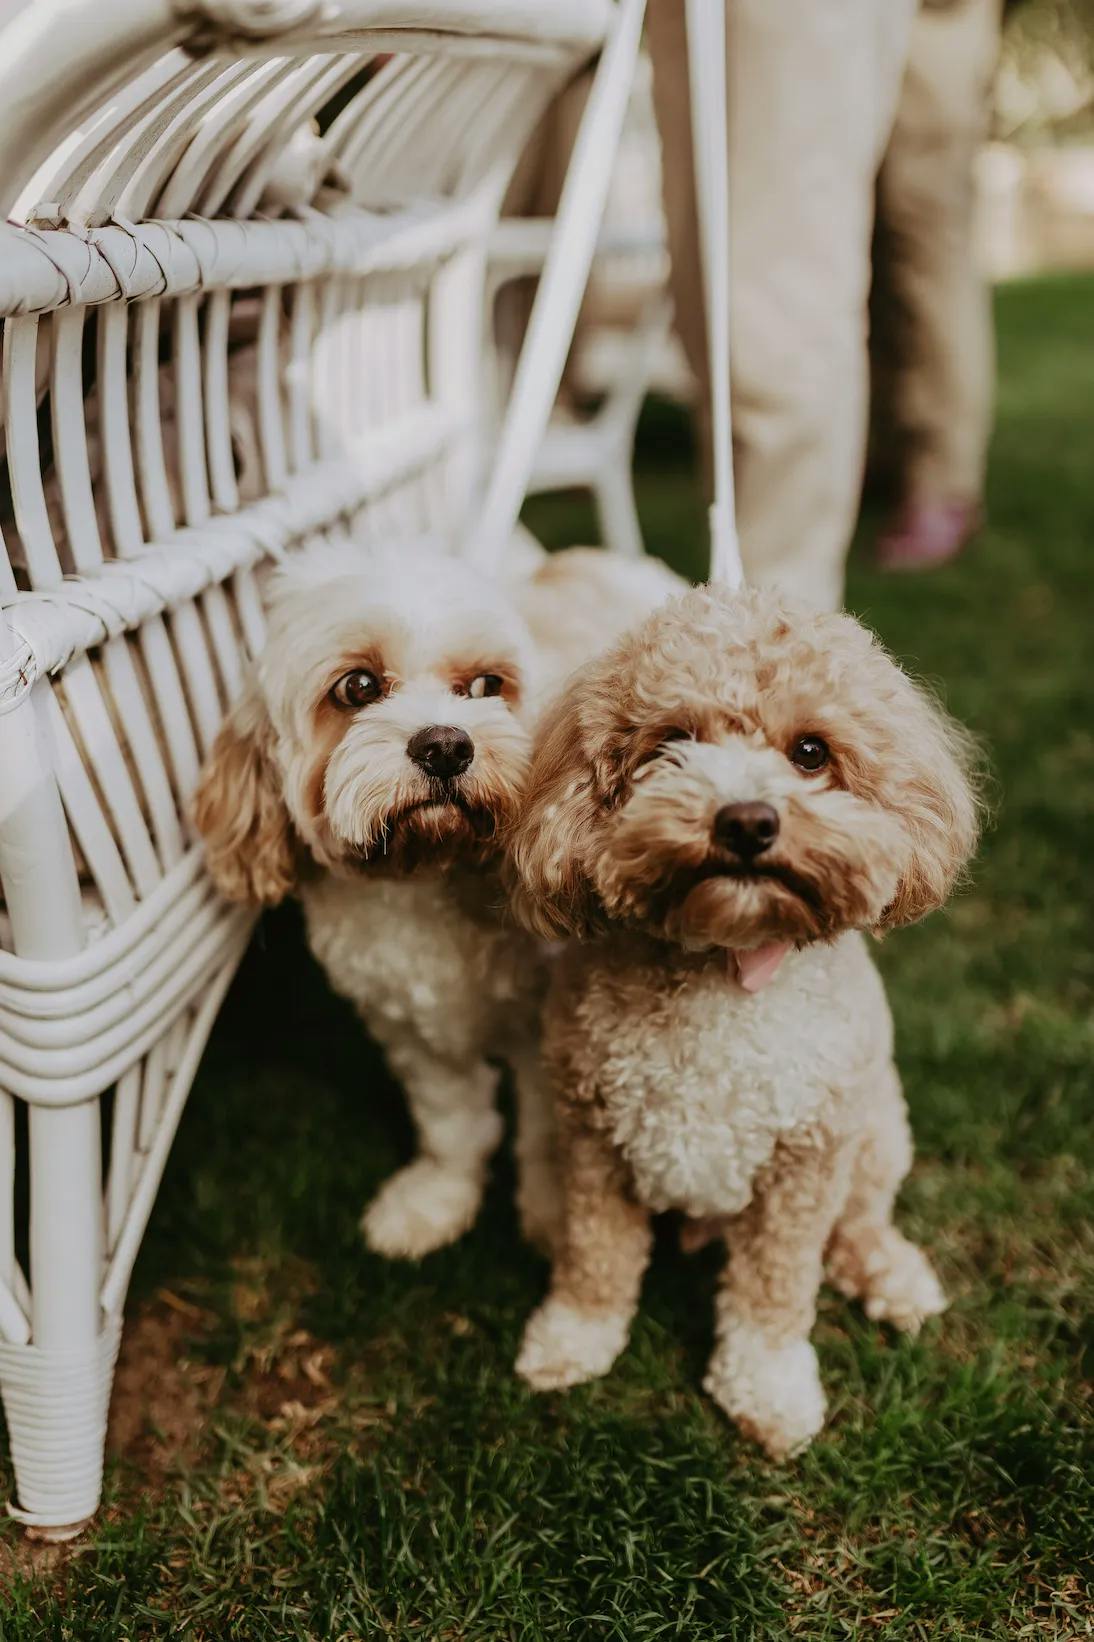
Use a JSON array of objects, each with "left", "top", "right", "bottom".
[
  {"left": 712, "top": 801, "right": 780, "bottom": 859},
  {"left": 406, "top": 725, "right": 474, "bottom": 779}
]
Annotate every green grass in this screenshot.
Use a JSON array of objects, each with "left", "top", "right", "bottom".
[{"left": 3, "top": 276, "right": 1093, "bottom": 1639}]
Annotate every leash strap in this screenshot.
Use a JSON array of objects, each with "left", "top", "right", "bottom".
[{"left": 684, "top": 0, "right": 742, "bottom": 588}]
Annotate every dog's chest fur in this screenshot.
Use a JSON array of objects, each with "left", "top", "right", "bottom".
[
  {"left": 301, "top": 870, "right": 539, "bottom": 1065},
  {"left": 560, "top": 933, "right": 889, "bottom": 1218}
]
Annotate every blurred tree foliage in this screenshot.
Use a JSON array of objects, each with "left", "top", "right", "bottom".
[{"left": 999, "top": 0, "right": 1094, "bottom": 140}]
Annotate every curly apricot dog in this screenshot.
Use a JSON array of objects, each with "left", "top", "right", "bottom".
[{"left": 509, "top": 583, "right": 979, "bottom": 1457}]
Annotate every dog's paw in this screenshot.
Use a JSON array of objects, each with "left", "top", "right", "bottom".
[
  {"left": 828, "top": 1230, "right": 947, "bottom": 1335},
  {"left": 705, "top": 1318, "right": 826, "bottom": 1459},
  {"left": 360, "top": 1160, "right": 482, "bottom": 1260},
  {"left": 862, "top": 1239, "right": 948, "bottom": 1335},
  {"left": 516, "top": 1298, "right": 629, "bottom": 1391}
]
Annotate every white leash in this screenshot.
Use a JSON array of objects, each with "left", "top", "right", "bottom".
[{"left": 684, "top": 0, "right": 742, "bottom": 588}]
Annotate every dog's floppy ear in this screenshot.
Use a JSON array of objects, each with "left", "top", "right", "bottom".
[
  {"left": 192, "top": 680, "right": 296, "bottom": 906},
  {"left": 876, "top": 677, "right": 982, "bottom": 930},
  {"left": 507, "top": 675, "right": 607, "bottom": 939}
]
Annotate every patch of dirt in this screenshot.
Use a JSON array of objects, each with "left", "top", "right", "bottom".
[
  {"left": 2, "top": 1263, "right": 385, "bottom": 1576},
  {"left": 0, "top": 1525, "right": 71, "bottom": 1597},
  {"left": 211, "top": 1327, "right": 356, "bottom": 1515},
  {"left": 107, "top": 1288, "right": 225, "bottom": 1484},
  {"left": 243, "top": 1330, "right": 336, "bottom": 1424},
  {"left": 0, "top": 1289, "right": 223, "bottom": 1592}
]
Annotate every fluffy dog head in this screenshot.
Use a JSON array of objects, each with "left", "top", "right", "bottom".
[
  {"left": 509, "top": 584, "right": 980, "bottom": 949},
  {"left": 194, "top": 542, "right": 536, "bottom": 903}
]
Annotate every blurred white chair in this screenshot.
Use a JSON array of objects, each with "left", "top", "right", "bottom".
[{"left": 0, "top": 0, "right": 646, "bottom": 1535}]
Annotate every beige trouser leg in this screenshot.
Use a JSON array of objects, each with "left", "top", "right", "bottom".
[
  {"left": 874, "top": 0, "right": 1003, "bottom": 506},
  {"left": 648, "top": 0, "right": 917, "bottom": 610}
]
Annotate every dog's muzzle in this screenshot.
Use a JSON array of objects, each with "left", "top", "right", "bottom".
[
  {"left": 712, "top": 801, "right": 779, "bottom": 860},
  {"left": 406, "top": 725, "right": 474, "bottom": 779}
]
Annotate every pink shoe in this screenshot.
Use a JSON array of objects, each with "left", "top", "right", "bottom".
[{"left": 875, "top": 500, "right": 982, "bottom": 572}]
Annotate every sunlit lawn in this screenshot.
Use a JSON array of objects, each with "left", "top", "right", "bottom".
[{"left": 3, "top": 275, "right": 1091, "bottom": 1638}]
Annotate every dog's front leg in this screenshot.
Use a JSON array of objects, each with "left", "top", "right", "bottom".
[
  {"left": 516, "top": 1112, "right": 651, "bottom": 1391},
  {"left": 705, "top": 1129, "right": 854, "bottom": 1459},
  {"left": 508, "top": 1042, "right": 563, "bottom": 1255},
  {"left": 360, "top": 1040, "right": 503, "bottom": 1260}
]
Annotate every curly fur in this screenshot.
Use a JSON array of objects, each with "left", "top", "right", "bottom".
[
  {"left": 193, "top": 539, "right": 684, "bottom": 1259},
  {"left": 510, "top": 584, "right": 980, "bottom": 1456}
]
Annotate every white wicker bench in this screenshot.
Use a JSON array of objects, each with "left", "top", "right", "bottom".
[{"left": 0, "top": 0, "right": 648, "bottom": 1533}]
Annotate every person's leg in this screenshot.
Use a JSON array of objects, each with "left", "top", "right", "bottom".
[
  {"left": 646, "top": 0, "right": 711, "bottom": 477},
  {"left": 873, "top": 0, "right": 1003, "bottom": 569},
  {"left": 648, "top": 0, "right": 917, "bottom": 609}
]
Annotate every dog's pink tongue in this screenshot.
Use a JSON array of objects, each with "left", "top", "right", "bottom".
[{"left": 732, "top": 941, "right": 791, "bottom": 993}]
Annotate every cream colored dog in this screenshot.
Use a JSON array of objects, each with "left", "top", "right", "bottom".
[
  {"left": 194, "top": 540, "right": 681, "bottom": 1260},
  {"left": 508, "top": 583, "right": 979, "bottom": 1457}
]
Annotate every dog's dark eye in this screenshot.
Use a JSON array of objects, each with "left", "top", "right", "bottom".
[
  {"left": 468, "top": 673, "right": 504, "bottom": 699},
  {"left": 330, "top": 669, "right": 381, "bottom": 710},
  {"left": 790, "top": 734, "right": 830, "bottom": 773}
]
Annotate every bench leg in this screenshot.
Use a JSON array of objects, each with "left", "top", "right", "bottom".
[{"left": 0, "top": 1098, "right": 115, "bottom": 1538}]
